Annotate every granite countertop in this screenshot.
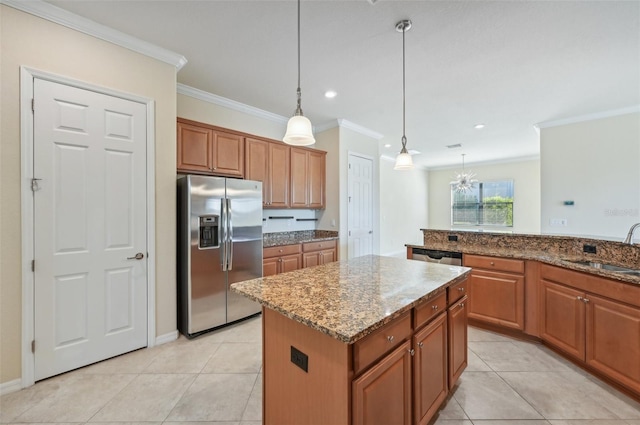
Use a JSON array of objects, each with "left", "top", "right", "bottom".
[
  {"left": 231, "top": 255, "right": 471, "bottom": 344},
  {"left": 263, "top": 230, "right": 339, "bottom": 248},
  {"left": 408, "top": 229, "right": 640, "bottom": 285}
]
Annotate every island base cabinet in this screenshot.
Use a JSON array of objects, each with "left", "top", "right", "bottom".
[
  {"left": 448, "top": 295, "right": 468, "bottom": 390},
  {"left": 352, "top": 340, "right": 412, "bottom": 425},
  {"left": 413, "top": 312, "right": 448, "bottom": 425},
  {"left": 263, "top": 308, "right": 350, "bottom": 425},
  {"left": 586, "top": 294, "right": 640, "bottom": 395}
]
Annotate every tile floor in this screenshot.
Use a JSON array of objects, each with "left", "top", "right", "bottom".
[{"left": 1, "top": 316, "right": 639, "bottom": 424}]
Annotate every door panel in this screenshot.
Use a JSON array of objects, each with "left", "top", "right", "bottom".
[
  {"left": 540, "top": 279, "right": 585, "bottom": 361},
  {"left": 34, "top": 79, "right": 148, "bottom": 380},
  {"left": 348, "top": 154, "right": 373, "bottom": 259}
]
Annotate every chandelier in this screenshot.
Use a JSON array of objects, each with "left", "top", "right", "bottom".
[{"left": 451, "top": 154, "right": 478, "bottom": 192}]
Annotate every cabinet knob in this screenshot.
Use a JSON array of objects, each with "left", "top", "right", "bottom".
[
  {"left": 459, "top": 303, "right": 465, "bottom": 308},
  {"left": 458, "top": 287, "right": 465, "bottom": 292},
  {"left": 490, "top": 261, "right": 495, "bottom": 266},
  {"left": 409, "top": 348, "right": 415, "bottom": 356},
  {"left": 432, "top": 305, "right": 439, "bottom": 310},
  {"left": 387, "top": 335, "right": 394, "bottom": 343},
  {"left": 279, "top": 249, "right": 283, "bottom": 252},
  {"left": 418, "top": 341, "right": 424, "bottom": 348}
]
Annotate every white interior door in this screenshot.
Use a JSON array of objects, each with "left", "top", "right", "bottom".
[
  {"left": 33, "top": 78, "right": 148, "bottom": 380},
  {"left": 347, "top": 154, "right": 373, "bottom": 259}
]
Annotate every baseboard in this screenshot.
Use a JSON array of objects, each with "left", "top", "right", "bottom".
[
  {"left": 382, "top": 250, "right": 407, "bottom": 259},
  {"left": 155, "top": 330, "right": 179, "bottom": 346},
  {"left": 0, "top": 378, "right": 22, "bottom": 395}
]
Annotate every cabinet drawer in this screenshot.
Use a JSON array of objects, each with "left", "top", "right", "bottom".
[
  {"left": 448, "top": 279, "right": 468, "bottom": 305},
  {"left": 414, "top": 292, "right": 447, "bottom": 330},
  {"left": 263, "top": 244, "right": 301, "bottom": 258},
  {"left": 464, "top": 254, "right": 525, "bottom": 274},
  {"left": 302, "top": 239, "right": 337, "bottom": 252},
  {"left": 353, "top": 312, "right": 412, "bottom": 375}
]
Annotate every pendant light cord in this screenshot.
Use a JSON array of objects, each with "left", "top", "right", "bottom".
[
  {"left": 402, "top": 24, "right": 406, "bottom": 149},
  {"left": 295, "top": 0, "right": 302, "bottom": 115}
]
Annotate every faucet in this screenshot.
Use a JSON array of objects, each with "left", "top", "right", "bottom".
[{"left": 623, "top": 223, "right": 640, "bottom": 244}]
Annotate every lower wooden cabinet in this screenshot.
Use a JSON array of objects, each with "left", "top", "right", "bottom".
[
  {"left": 464, "top": 254, "right": 525, "bottom": 331},
  {"left": 352, "top": 340, "right": 412, "bottom": 425},
  {"left": 302, "top": 239, "right": 337, "bottom": 268},
  {"left": 262, "top": 244, "right": 301, "bottom": 276},
  {"left": 413, "top": 312, "right": 448, "bottom": 425},
  {"left": 540, "top": 264, "right": 640, "bottom": 396},
  {"left": 540, "top": 279, "right": 586, "bottom": 360},
  {"left": 448, "top": 295, "right": 468, "bottom": 390}
]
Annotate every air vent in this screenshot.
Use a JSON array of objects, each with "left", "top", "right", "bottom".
[{"left": 447, "top": 144, "right": 462, "bottom": 149}]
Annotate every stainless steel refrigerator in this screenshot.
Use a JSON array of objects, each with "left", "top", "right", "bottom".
[{"left": 177, "top": 175, "right": 262, "bottom": 338}]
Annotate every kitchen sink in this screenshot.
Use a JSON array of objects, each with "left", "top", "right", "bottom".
[{"left": 569, "top": 260, "right": 640, "bottom": 276}]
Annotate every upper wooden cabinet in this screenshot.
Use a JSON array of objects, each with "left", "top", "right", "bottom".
[
  {"left": 177, "top": 118, "right": 244, "bottom": 177},
  {"left": 245, "top": 138, "right": 290, "bottom": 208},
  {"left": 290, "top": 147, "right": 326, "bottom": 209}
]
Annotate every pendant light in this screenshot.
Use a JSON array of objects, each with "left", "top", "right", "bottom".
[
  {"left": 283, "top": 0, "right": 315, "bottom": 146},
  {"left": 451, "top": 154, "right": 478, "bottom": 192},
  {"left": 394, "top": 19, "right": 414, "bottom": 170}
]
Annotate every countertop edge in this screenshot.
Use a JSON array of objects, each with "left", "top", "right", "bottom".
[
  {"left": 231, "top": 269, "right": 470, "bottom": 344},
  {"left": 406, "top": 243, "right": 640, "bottom": 286}
]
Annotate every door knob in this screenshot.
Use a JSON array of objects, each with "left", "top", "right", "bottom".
[{"left": 127, "top": 252, "right": 144, "bottom": 260}]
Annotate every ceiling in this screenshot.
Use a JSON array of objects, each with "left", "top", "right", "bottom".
[{"left": 45, "top": 0, "right": 640, "bottom": 168}]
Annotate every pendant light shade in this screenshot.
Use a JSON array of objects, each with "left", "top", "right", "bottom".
[
  {"left": 394, "top": 19, "right": 414, "bottom": 170},
  {"left": 283, "top": 0, "right": 315, "bottom": 146}
]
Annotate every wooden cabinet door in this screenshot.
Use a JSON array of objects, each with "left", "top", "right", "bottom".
[
  {"left": 280, "top": 254, "right": 302, "bottom": 273},
  {"left": 308, "top": 150, "right": 325, "bottom": 208},
  {"left": 290, "top": 148, "right": 309, "bottom": 207},
  {"left": 319, "top": 248, "right": 337, "bottom": 265},
  {"left": 540, "top": 280, "right": 586, "bottom": 361},
  {"left": 177, "top": 121, "right": 212, "bottom": 173},
  {"left": 263, "top": 257, "right": 279, "bottom": 277},
  {"left": 211, "top": 130, "right": 244, "bottom": 177},
  {"left": 269, "top": 143, "right": 290, "bottom": 208},
  {"left": 448, "top": 295, "right": 467, "bottom": 390},
  {"left": 245, "top": 138, "right": 269, "bottom": 204},
  {"left": 586, "top": 294, "right": 640, "bottom": 394},
  {"left": 468, "top": 269, "right": 525, "bottom": 330},
  {"left": 302, "top": 251, "right": 320, "bottom": 268},
  {"left": 352, "top": 341, "right": 412, "bottom": 425},
  {"left": 414, "top": 313, "right": 448, "bottom": 425}
]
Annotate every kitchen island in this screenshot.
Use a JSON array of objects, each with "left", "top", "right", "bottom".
[{"left": 231, "top": 255, "right": 471, "bottom": 425}]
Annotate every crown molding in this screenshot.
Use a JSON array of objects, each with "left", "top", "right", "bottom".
[
  {"left": 177, "top": 84, "right": 288, "bottom": 125},
  {"left": 1, "top": 0, "right": 187, "bottom": 70},
  {"left": 313, "top": 120, "right": 340, "bottom": 134},
  {"left": 427, "top": 154, "right": 541, "bottom": 171},
  {"left": 535, "top": 105, "right": 640, "bottom": 129},
  {"left": 337, "top": 119, "right": 384, "bottom": 140}
]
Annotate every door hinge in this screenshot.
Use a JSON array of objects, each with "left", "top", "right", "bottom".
[
  {"left": 31, "top": 98, "right": 35, "bottom": 112},
  {"left": 31, "top": 178, "right": 42, "bottom": 192},
  {"left": 349, "top": 163, "right": 351, "bottom": 169},
  {"left": 31, "top": 260, "right": 35, "bottom": 272},
  {"left": 31, "top": 340, "right": 35, "bottom": 353}
]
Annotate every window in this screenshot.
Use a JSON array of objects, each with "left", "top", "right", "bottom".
[{"left": 451, "top": 180, "right": 514, "bottom": 227}]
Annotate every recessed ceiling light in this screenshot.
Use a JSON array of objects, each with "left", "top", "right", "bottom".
[
  {"left": 324, "top": 90, "right": 337, "bottom": 99},
  {"left": 474, "top": 123, "right": 485, "bottom": 129},
  {"left": 384, "top": 143, "right": 391, "bottom": 148}
]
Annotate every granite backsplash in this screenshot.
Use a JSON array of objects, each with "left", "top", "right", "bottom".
[{"left": 263, "top": 230, "right": 339, "bottom": 247}]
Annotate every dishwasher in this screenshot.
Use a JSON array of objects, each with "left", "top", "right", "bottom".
[{"left": 411, "top": 248, "right": 462, "bottom": 266}]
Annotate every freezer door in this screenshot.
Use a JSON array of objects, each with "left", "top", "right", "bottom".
[
  {"left": 185, "top": 175, "right": 227, "bottom": 335},
  {"left": 225, "top": 178, "right": 263, "bottom": 322}
]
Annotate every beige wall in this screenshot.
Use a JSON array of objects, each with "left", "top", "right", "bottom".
[
  {"left": 0, "top": 5, "right": 177, "bottom": 385},
  {"left": 379, "top": 159, "right": 429, "bottom": 256},
  {"left": 428, "top": 159, "right": 541, "bottom": 234},
  {"left": 540, "top": 112, "right": 640, "bottom": 239},
  {"left": 178, "top": 93, "right": 286, "bottom": 140},
  {"left": 315, "top": 127, "right": 340, "bottom": 234}
]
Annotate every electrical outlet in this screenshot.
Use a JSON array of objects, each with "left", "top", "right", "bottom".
[
  {"left": 290, "top": 346, "right": 308, "bottom": 372},
  {"left": 583, "top": 244, "right": 597, "bottom": 254},
  {"left": 448, "top": 235, "right": 458, "bottom": 242},
  {"left": 550, "top": 218, "right": 568, "bottom": 226}
]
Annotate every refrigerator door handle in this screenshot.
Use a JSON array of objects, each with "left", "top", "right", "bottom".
[
  {"left": 220, "top": 197, "right": 227, "bottom": 271},
  {"left": 227, "top": 198, "right": 234, "bottom": 270}
]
